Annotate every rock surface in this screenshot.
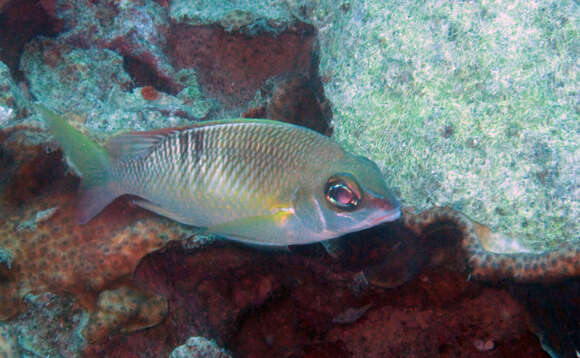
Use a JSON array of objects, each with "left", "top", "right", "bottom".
[
  {"left": 170, "top": 336, "right": 231, "bottom": 358},
  {"left": 309, "top": 0, "right": 579, "bottom": 249}
]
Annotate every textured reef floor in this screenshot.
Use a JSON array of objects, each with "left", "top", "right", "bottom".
[
  {"left": 0, "top": 0, "right": 579, "bottom": 357},
  {"left": 315, "top": 0, "right": 579, "bottom": 249}
]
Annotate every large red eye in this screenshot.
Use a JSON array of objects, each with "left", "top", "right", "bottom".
[{"left": 325, "top": 174, "right": 361, "bottom": 211}]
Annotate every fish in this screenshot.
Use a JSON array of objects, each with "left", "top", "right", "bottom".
[{"left": 38, "top": 105, "right": 401, "bottom": 246}]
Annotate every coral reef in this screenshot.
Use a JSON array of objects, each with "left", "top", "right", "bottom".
[
  {"left": 404, "top": 207, "right": 580, "bottom": 282},
  {"left": 88, "top": 220, "right": 570, "bottom": 357},
  {"left": 19, "top": 37, "right": 200, "bottom": 137},
  {"left": 167, "top": 23, "right": 317, "bottom": 107},
  {"left": 309, "top": 0, "right": 579, "bottom": 248},
  {"left": 0, "top": 132, "right": 188, "bottom": 352},
  {"left": 245, "top": 73, "right": 333, "bottom": 135},
  {"left": 9, "top": 293, "right": 85, "bottom": 357},
  {"left": 170, "top": 336, "right": 231, "bottom": 358},
  {"left": 56, "top": 0, "right": 176, "bottom": 93},
  {"left": 0, "top": 325, "right": 18, "bottom": 358},
  {"left": 84, "top": 285, "right": 168, "bottom": 343},
  {"left": 169, "top": 0, "right": 300, "bottom": 34},
  {"left": 0, "top": 0, "right": 578, "bottom": 356},
  {"left": 0, "top": 0, "right": 61, "bottom": 79},
  {"left": 0, "top": 62, "right": 22, "bottom": 126},
  {"left": 39, "top": 0, "right": 323, "bottom": 117}
]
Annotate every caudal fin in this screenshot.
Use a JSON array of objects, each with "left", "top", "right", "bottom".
[{"left": 36, "top": 104, "right": 120, "bottom": 223}]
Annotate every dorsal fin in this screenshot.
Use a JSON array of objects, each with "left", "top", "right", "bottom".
[
  {"left": 104, "top": 118, "right": 312, "bottom": 162},
  {"left": 106, "top": 127, "right": 191, "bottom": 161}
]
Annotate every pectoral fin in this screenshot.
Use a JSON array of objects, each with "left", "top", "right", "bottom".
[
  {"left": 207, "top": 210, "right": 294, "bottom": 245},
  {"left": 293, "top": 188, "right": 325, "bottom": 234}
]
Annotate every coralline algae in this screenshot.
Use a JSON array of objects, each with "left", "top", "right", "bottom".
[
  {"left": 309, "top": 0, "right": 579, "bottom": 249},
  {"left": 0, "top": 61, "right": 23, "bottom": 126},
  {"left": 169, "top": 336, "right": 231, "bottom": 358}
]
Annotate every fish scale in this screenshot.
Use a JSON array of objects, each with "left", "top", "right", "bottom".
[
  {"left": 40, "top": 104, "right": 401, "bottom": 246},
  {"left": 114, "top": 122, "right": 329, "bottom": 228}
]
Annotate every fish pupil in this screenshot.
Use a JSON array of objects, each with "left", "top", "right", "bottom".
[
  {"left": 325, "top": 181, "right": 359, "bottom": 210},
  {"left": 334, "top": 185, "right": 354, "bottom": 204}
]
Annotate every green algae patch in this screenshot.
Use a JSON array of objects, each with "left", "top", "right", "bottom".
[{"left": 314, "top": 0, "right": 579, "bottom": 249}]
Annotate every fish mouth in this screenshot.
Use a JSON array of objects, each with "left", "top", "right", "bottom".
[
  {"left": 372, "top": 208, "right": 401, "bottom": 225},
  {"left": 367, "top": 194, "right": 401, "bottom": 225}
]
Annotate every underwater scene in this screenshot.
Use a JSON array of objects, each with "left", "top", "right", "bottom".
[{"left": 0, "top": 0, "right": 578, "bottom": 357}]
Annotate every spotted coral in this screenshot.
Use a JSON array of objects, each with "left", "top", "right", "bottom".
[
  {"left": 402, "top": 207, "right": 580, "bottom": 282},
  {"left": 0, "top": 132, "right": 187, "bottom": 344}
]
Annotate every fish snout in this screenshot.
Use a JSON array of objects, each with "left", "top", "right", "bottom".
[{"left": 367, "top": 195, "right": 402, "bottom": 225}]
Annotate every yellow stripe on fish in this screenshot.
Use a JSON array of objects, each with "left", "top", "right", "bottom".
[{"left": 38, "top": 104, "right": 401, "bottom": 246}]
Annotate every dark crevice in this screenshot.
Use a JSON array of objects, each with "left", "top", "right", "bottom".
[
  {"left": 5, "top": 148, "right": 69, "bottom": 206},
  {"left": 122, "top": 55, "right": 178, "bottom": 95},
  {"left": 0, "top": 143, "right": 15, "bottom": 183},
  {"left": 0, "top": 0, "right": 63, "bottom": 81}
]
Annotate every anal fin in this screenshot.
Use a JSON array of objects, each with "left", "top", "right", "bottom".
[
  {"left": 207, "top": 210, "right": 294, "bottom": 245},
  {"left": 132, "top": 199, "right": 193, "bottom": 225}
]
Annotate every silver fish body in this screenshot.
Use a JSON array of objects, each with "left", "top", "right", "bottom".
[
  {"left": 112, "top": 121, "right": 334, "bottom": 230},
  {"left": 40, "top": 105, "right": 400, "bottom": 246}
]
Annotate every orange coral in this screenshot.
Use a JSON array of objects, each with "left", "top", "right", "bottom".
[
  {"left": 0, "top": 133, "right": 187, "bottom": 343},
  {"left": 141, "top": 86, "right": 159, "bottom": 101},
  {"left": 168, "top": 24, "right": 317, "bottom": 104}
]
